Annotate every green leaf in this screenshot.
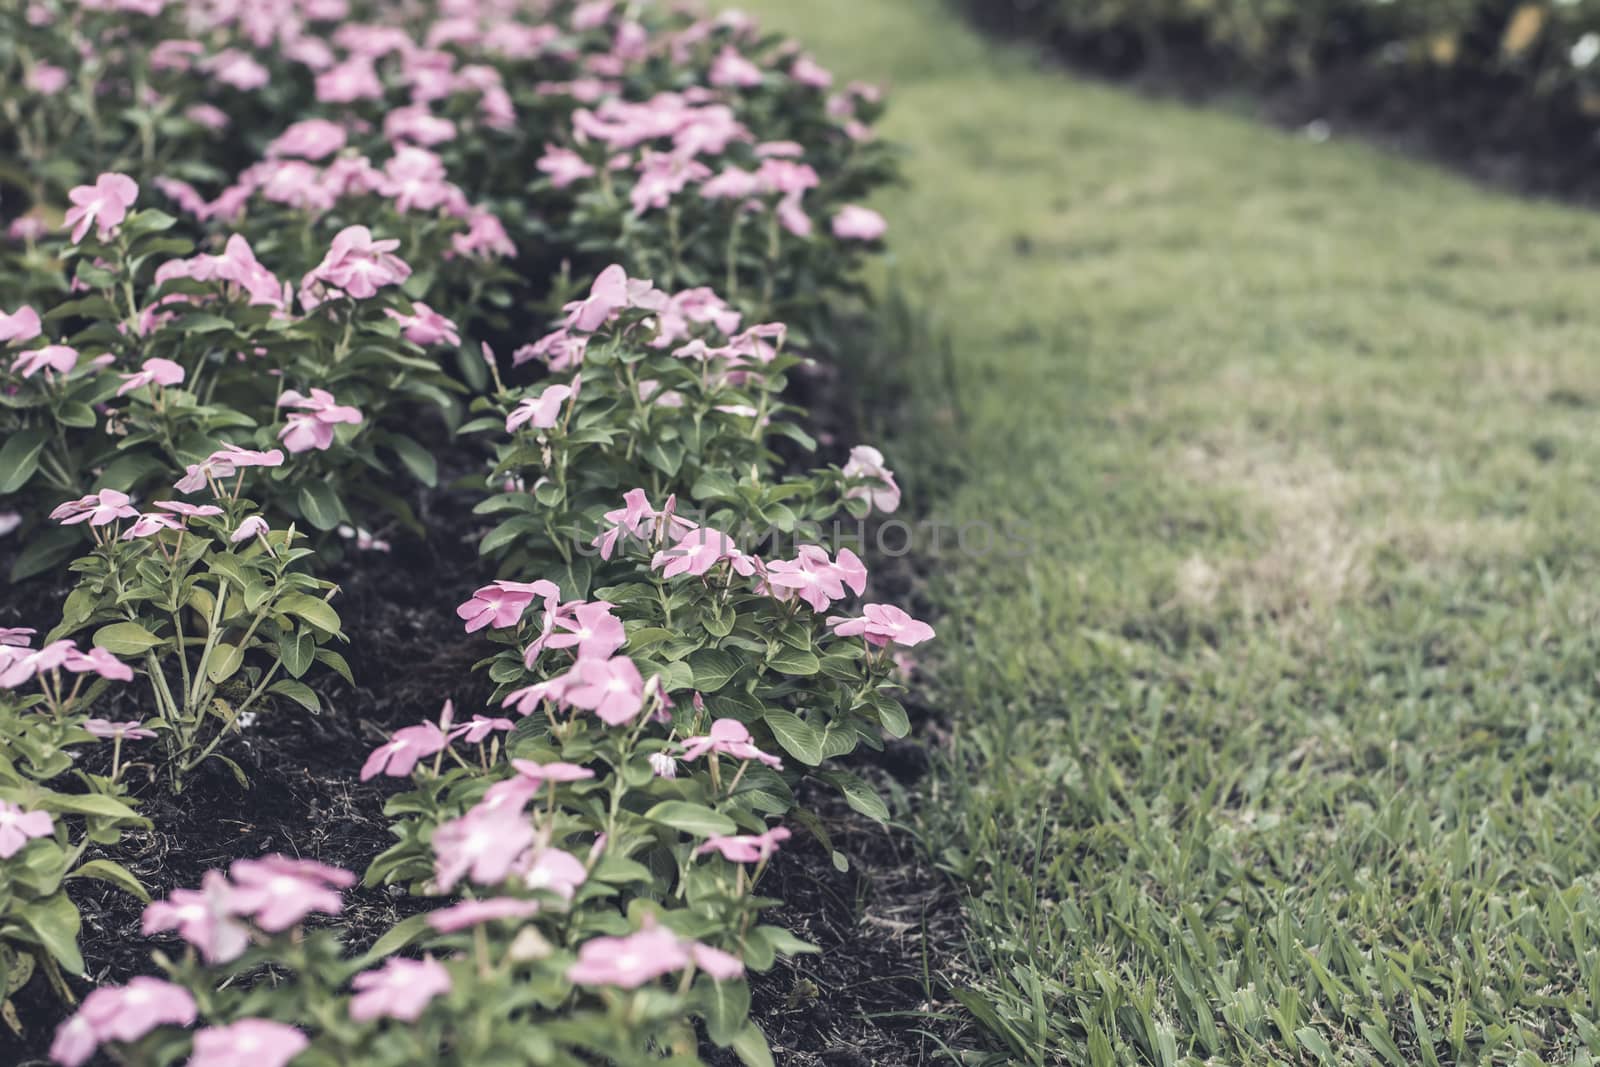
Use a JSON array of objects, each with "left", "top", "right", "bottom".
[
  {"left": 0, "top": 429, "right": 48, "bottom": 494},
  {"left": 354, "top": 911, "right": 433, "bottom": 967},
  {"left": 699, "top": 976, "right": 751, "bottom": 1047},
  {"left": 36, "top": 793, "right": 143, "bottom": 823},
  {"left": 205, "top": 643, "right": 244, "bottom": 684},
  {"left": 389, "top": 435, "right": 438, "bottom": 488},
  {"left": 92, "top": 621, "right": 163, "bottom": 656},
  {"left": 15, "top": 894, "right": 83, "bottom": 976},
  {"left": 278, "top": 593, "right": 341, "bottom": 635},
  {"left": 66, "top": 860, "right": 149, "bottom": 902},
  {"left": 280, "top": 627, "right": 316, "bottom": 678},
  {"left": 9, "top": 527, "right": 79, "bottom": 581},
  {"left": 731, "top": 1023, "right": 775, "bottom": 1067},
  {"left": 298, "top": 482, "right": 345, "bottom": 531},
  {"left": 644, "top": 801, "right": 737, "bottom": 838},
  {"left": 762, "top": 709, "right": 824, "bottom": 766},
  {"left": 687, "top": 648, "right": 742, "bottom": 693},
  {"left": 766, "top": 647, "right": 819, "bottom": 676},
  {"left": 815, "top": 768, "right": 890, "bottom": 823},
  {"left": 268, "top": 679, "right": 319, "bottom": 713}
]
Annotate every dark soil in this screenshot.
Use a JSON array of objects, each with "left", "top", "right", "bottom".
[{"left": 963, "top": 0, "right": 1600, "bottom": 208}]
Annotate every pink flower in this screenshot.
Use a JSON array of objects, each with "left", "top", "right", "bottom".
[
  {"left": 700, "top": 166, "right": 761, "bottom": 201},
  {"left": 267, "top": 119, "right": 347, "bottom": 160},
  {"left": 64, "top": 173, "right": 138, "bottom": 243},
  {"left": 0, "top": 305, "right": 41, "bottom": 344},
  {"left": 630, "top": 152, "right": 711, "bottom": 216},
  {"left": 12, "top": 344, "right": 78, "bottom": 378},
  {"left": 385, "top": 105, "right": 457, "bottom": 146},
  {"left": 519, "top": 847, "right": 588, "bottom": 901},
  {"left": 50, "top": 489, "right": 137, "bottom": 527},
  {"left": 842, "top": 445, "right": 900, "bottom": 513},
  {"left": 506, "top": 384, "right": 573, "bottom": 433},
  {"left": 450, "top": 715, "right": 514, "bottom": 745},
  {"left": 83, "top": 719, "right": 156, "bottom": 740},
  {"left": 0, "top": 640, "right": 74, "bottom": 689},
  {"left": 186, "top": 104, "right": 230, "bottom": 131},
  {"left": 0, "top": 628, "right": 33, "bottom": 648},
  {"left": 0, "top": 801, "right": 51, "bottom": 858},
  {"left": 27, "top": 63, "right": 68, "bottom": 94},
  {"left": 692, "top": 942, "right": 745, "bottom": 980},
  {"left": 188, "top": 1019, "right": 308, "bottom": 1067},
  {"left": 651, "top": 527, "right": 757, "bottom": 579},
  {"left": 709, "top": 46, "right": 763, "bottom": 88},
  {"left": 51, "top": 978, "right": 196, "bottom": 1067},
  {"left": 510, "top": 759, "right": 596, "bottom": 785},
  {"left": 543, "top": 600, "right": 625, "bottom": 660},
  {"left": 63, "top": 646, "right": 134, "bottom": 682},
  {"left": 360, "top": 721, "right": 448, "bottom": 780},
  {"left": 680, "top": 719, "right": 783, "bottom": 769},
  {"left": 228, "top": 855, "right": 352, "bottom": 931},
  {"left": 695, "top": 826, "right": 791, "bottom": 863},
  {"left": 301, "top": 225, "right": 411, "bottom": 306},
  {"left": 827, "top": 603, "right": 936, "bottom": 648},
  {"left": 832, "top": 205, "right": 888, "bottom": 241},
  {"left": 116, "top": 357, "right": 184, "bottom": 396},
  {"left": 156, "top": 234, "right": 286, "bottom": 309},
  {"left": 591, "top": 488, "right": 696, "bottom": 559},
  {"left": 230, "top": 515, "right": 270, "bottom": 544},
  {"left": 428, "top": 896, "right": 540, "bottom": 933},
  {"left": 387, "top": 301, "right": 459, "bottom": 346},
  {"left": 432, "top": 805, "right": 537, "bottom": 891},
  {"left": 567, "top": 924, "right": 690, "bottom": 988},
  {"left": 648, "top": 752, "right": 678, "bottom": 779},
  {"left": 564, "top": 264, "right": 665, "bottom": 332},
  {"left": 141, "top": 870, "right": 250, "bottom": 964},
  {"left": 457, "top": 579, "right": 559, "bottom": 633},
  {"left": 377, "top": 147, "right": 465, "bottom": 215},
  {"left": 277, "top": 388, "right": 362, "bottom": 453},
  {"left": 765, "top": 545, "right": 867, "bottom": 613},
  {"left": 563, "top": 655, "right": 645, "bottom": 725},
  {"left": 155, "top": 500, "right": 224, "bottom": 520},
  {"left": 791, "top": 55, "right": 834, "bottom": 89},
  {"left": 350, "top": 957, "right": 451, "bottom": 1022},
  {"left": 501, "top": 673, "right": 576, "bottom": 717},
  {"left": 537, "top": 145, "right": 595, "bottom": 188},
  {"left": 205, "top": 49, "right": 269, "bottom": 91},
  {"left": 174, "top": 444, "right": 284, "bottom": 493},
  {"left": 450, "top": 209, "right": 516, "bottom": 260},
  {"left": 316, "top": 56, "right": 383, "bottom": 103}
]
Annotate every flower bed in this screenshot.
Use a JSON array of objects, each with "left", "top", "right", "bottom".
[{"left": 0, "top": 1, "right": 931, "bottom": 1063}]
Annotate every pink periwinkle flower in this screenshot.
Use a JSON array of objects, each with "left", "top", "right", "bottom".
[
  {"left": 83, "top": 719, "right": 156, "bottom": 741},
  {"left": 842, "top": 445, "right": 900, "bottom": 513},
  {"left": 0, "top": 305, "right": 41, "bottom": 344},
  {"left": 360, "top": 721, "right": 448, "bottom": 780},
  {"left": 385, "top": 105, "right": 457, "bottom": 146},
  {"left": 205, "top": 49, "right": 269, "bottom": 91},
  {"left": 229, "top": 515, "right": 270, "bottom": 544},
  {"left": 428, "top": 896, "right": 540, "bottom": 933},
  {"left": 13, "top": 344, "right": 79, "bottom": 379},
  {"left": 156, "top": 234, "right": 286, "bottom": 309},
  {"left": 543, "top": 600, "right": 625, "bottom": 660},
  {"left": 141, "top": 870, "right": 250, "bottom": 964},
  {"left": 301, "top": 225, "right": 411, "bottom": 306},
  {"left": 116, "top": 357, "right": 184, "bottom": 397},
  {"left": 227, "top": 855, "right": 352, "bottom": 932},
  {"left": 651, "top": 527, "right": 758, "bottom": 580},
  {"left": 188, "top": 1019, "right": 308, "bottom": 1067},
  {"left": 506, "top": 383, "right": 574, "bottom": 433},
  {"left": 174, "top": 444, "right": 284, "bottom": 494},
  {"left": 709, "top": 46, "right": 763, "bottom": 88},
  {"left": 0, "top": 640, "right": 75, "bottom": 689},
  {"left": 827, "top": 603, "right": 936, "bottom": 648},
  {"left": 0, "top": 801, "right": 52, "bottom": 858},
  {"left": 449, "top": 715, "right": 514, "bottom": 745},
  {"left": 791, "top": 54, "right": 834, "bottom": 89},
  {"left": 350, "top": 956, "right": 451, "bottom": 1023},
  {"left": 510, "top": 758, "right": 596, "bottom": 786},
  {"left": 537, "top": 145, "right": 595, "bottom": 188},
  {"left": 450, "top": 209, "right": 516, "bottom": 260},
  {"left": 267, "top": 118, "right": 347, "bottom": 160},
  {"left": 387, "top": 301, "right": 459, "bottom": 346},
  {"left": 50, "top": 977, "right": 196, "bottom": 1067},
  {"left": 680, "top": 719, "right": 783, "bottom": 769},
  {"left": 832, "top": 205, "right": 888, "bottom": 241},
  {"left": 277, "top": 388, "right": 363, "bottom": 453},
  {"left": 63, "top": 646, "right": 134, "bottom": 682},
  {"left": 765, "top": 545, "right": 868, "bottom": 613},
  {"left": 51, "top": 489, "right": 138, "bottom": 527},
  {"left": 27, "top": 63, "right": 68, "bottom": 94},
  {"left": 696, "top": 826, "right": 792, "bottom": 863},
  {"left": 316, "top": 56, "right": 383, "bottom": 103},
  {"left": 519, "top": 846, "right": 588, "bottom": 901},
  {"left": 567, "top": 921, "right": 742, "bottom": 988},
  {"left": 563, "top": 654, "right": 646, "bottom": 725},
  {"left": 155, "top": 500, "right": 224, "bottom": 520},
  {"left": 457, "top": 579, "right": 559, "bottom": 633},
  {"left": 564, "top": 264, "right": 666, "bottom": 332},
  {"left": 64, "top": 173, "right": 138, "bottom": 243},
  {"left": 432, "top": 804, "right": 537, "bottom": 891},
  {"left": 186, "top": 104, "right": 230, "bottom": 131}
]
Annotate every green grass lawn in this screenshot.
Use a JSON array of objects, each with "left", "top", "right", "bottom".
[{"left": 722, "top": 1, "right": 1600, "bottom": 1063}]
